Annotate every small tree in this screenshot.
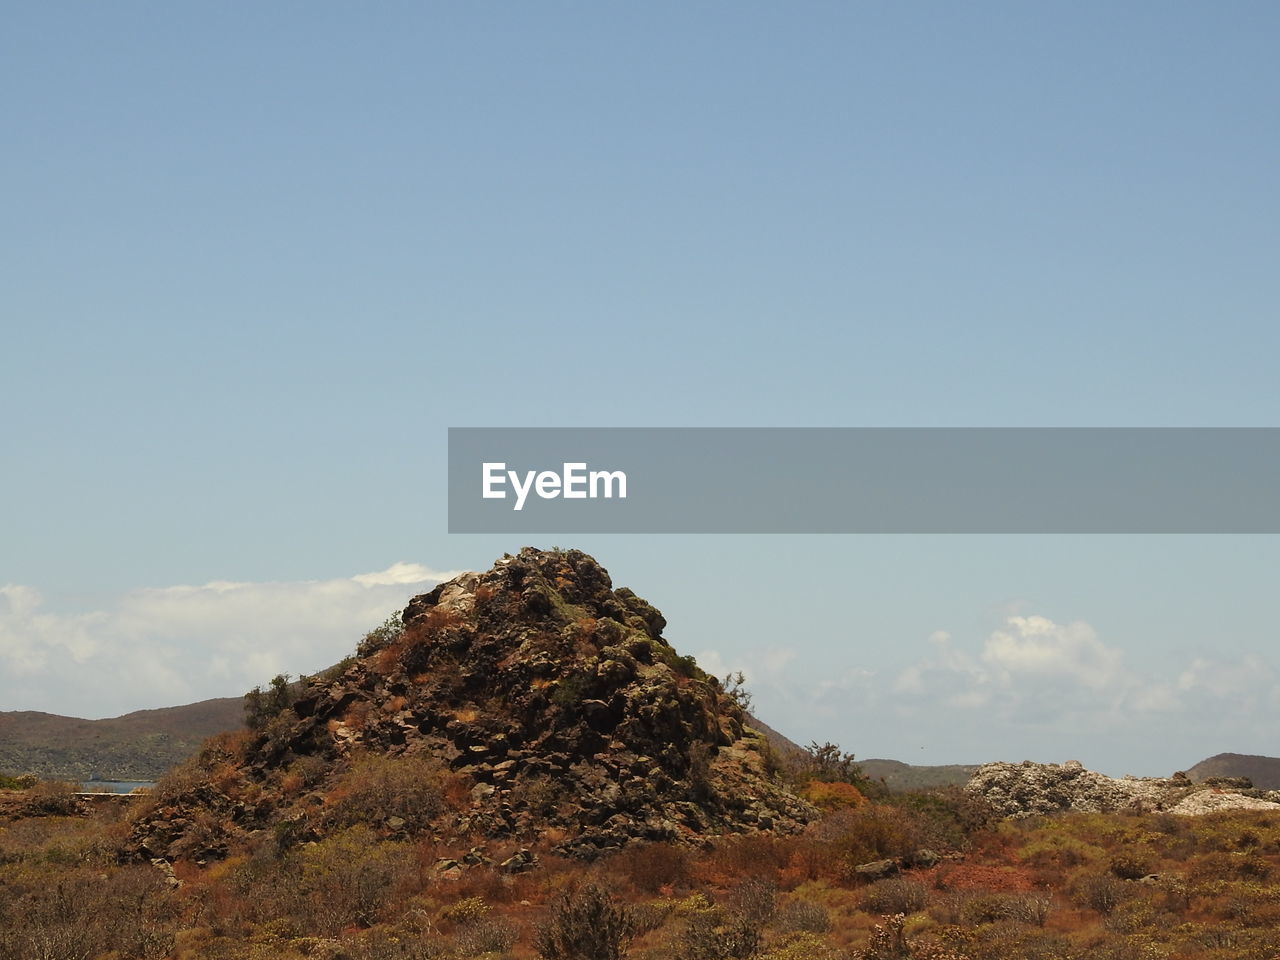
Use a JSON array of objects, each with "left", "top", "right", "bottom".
[
  {"left": 244, "top": 673, "right": 295, "bottom": 731},
  {"left": 721, "top": 671, "right": 753, "bottom": 712},
  {"left": 535, "top": 884, "right": 636, "bottom": 960}
]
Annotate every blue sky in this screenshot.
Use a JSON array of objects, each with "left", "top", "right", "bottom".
[{"left": 3, "top": 3, "right": 1278, "bottom": 775}]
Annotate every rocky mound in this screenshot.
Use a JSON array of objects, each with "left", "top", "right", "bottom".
[
  {"left": 967, "top": 760, "right": 1280, "bottom": 818},
  {"left": 126, "top": 548, "right": 813, "bottom": 863}
]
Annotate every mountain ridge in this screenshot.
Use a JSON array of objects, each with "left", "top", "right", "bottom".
[{"left": 0, "top": 698, "right": 244, "bottom": 781}]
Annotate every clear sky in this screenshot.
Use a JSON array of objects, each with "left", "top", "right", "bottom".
[{"left": 3, "top": 3, "right": 1278, "bottom": 776}]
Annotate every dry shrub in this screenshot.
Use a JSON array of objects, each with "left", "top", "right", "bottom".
[
  {"left": 18, "top": 781, "right": 79, "bottom": 817},
  {"left": 1107, "top": 854, "right": 1152, "bottom": 880},
  {"left": 535, "top": 883, "right": 636, "bottom": 960},
  {"left": 611, "top": 841, "right": 692, "bottom": 895},
  {"left": 778, "top": 839, "right": 842, "bottom": 888},
  {"left": 957, "top": 891, "right": 1050, "bottom": 927},
  {"left": 1148, "top": 811, "right": 1189, "bottom": 838},
  {"left": 1016, "top": 834, "right": 1103, "bottom": 869},
  {"left": 727, "top": 877, "right": 778, "bottom": 928},
  {"left": 375, "top": 640, "right": 408, "bottom": 675},
  {"left": 509, "top": 775, "right": 567, "bottom": 820},
  {"left": 279, "top": 754, "right": 327, "bottom": 797},
  {"left": 680, "top": 911, "right": 762, "bottom": 960},
  {"left": 775, "top": 897, "right": 831, "bottom": 934},
  {"left": 1101, "top": 895, "right": 1166, "bottom": 934},
  {"left": 344, "top": 928, "right": 450, "bottom": 959},
  {"left": 452, "top": 914, "right": 519, "bottom": 956},
  {"left": 699, "top": 834, "right": 790, "bottom": 883},
  {"left": 423, "top": 606, "right": 463, "bottom": 634},
  {"left": 629, "top": 900, "right": 675, "bottom": 936},
  {"left": 861, "top": 877, "right": 928, "bottom": 915},
  {"left": 209, "top": 761, "right": 243, "bottom": 797},
  {"left": 0, "top": 863, "right": 178, "bottom": 960},
  {"left": 888, "top": 788, "right": 996, "bottom": 852},
  {"left": 343, "top": 699, "right": 373, "bottom": 732},
  {"left": 809, "top": 805, "right": 924, "bottom": 873},
  {"left": 1190, "top": 851, "right": 1274, "bottom": 883},
  {"left": 200, "top": 728, "right": 253, "bottom": 763},
  {"left": 439, "top": 896, "right": 491, "bottom": 927},
  {"left": 802, "top": 780, "right": 866, "bottom": 813},
  {"left": 326, "top": 754, "right": 447, "bottom": 832},
  {"left": 446, "top": 864, "right": 518, "bottom": 906},
  {"left": 952, "top": 921, "right": 1071, "bottom": 960},
  {"left": 290, "top": 827, "right": 416, "bottom": 935},
  {"left": 1070, "top": 870, "right": 1130, "bottom": 916}
]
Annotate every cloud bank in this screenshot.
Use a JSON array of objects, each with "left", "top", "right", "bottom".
[
  {"left": 699, "top": 613, "right": 1280, "bottom": 776},
  {"left": 0, "top": 564, "right": 460, "bottom": 718}
]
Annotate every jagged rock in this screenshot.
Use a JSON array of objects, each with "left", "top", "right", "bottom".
[
  {"left": 499, "top": 848, "right": 538, "bottom": 873},
  {"left": 855, "top": 859, "right": 900, "bottom": 880},
  {"left": 149, "top": 858, "right": 181, "bottom": 889},
  {"left": 434, "top": 858, "right": 463, "bottom": 880},
  {"left": 124, "top": 548, "right": 815, "bottom": 863},
  {"left": 905, "top": 848, "right": 941, "bottom": 869}
]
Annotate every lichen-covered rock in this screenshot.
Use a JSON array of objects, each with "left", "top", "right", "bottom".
[
  {"left": 966, "top": 760, "right": 1189, "bottom": 817},
  {"left": 1167, "top": 791, "right": 1280, "bottom": 816},
  {"left": 126, "top": 548, "right": 814, "bottom": 862},
  {"left": 964, "top": 759, "right": 1275, "bottom": 818}
]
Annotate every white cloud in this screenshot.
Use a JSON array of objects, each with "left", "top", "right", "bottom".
[
  {"left": 1175, "top": 655, "right": 1280, "bottom": 709},
  {"left": 694, "top": 648, "right": 731, "bottom": 680},
  {"left": 0, "top": 563, "right": 458, "bottom": 718},
  {"left": 685, "top": 610, "right": 1280, "bottom": 776},
  {"left": 352, "top": 562, "right": 449, "bottom": 587},
  {"left": 882, "top": 614, "right": 1280, "bottom": 737},
  {"left": 982, "top": 615, "right": 1123, "bottom": 690}
]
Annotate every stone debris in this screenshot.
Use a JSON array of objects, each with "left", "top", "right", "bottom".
[
  {"left": 1167, "top": 790, "right": 1280, "bottom": 816},
  {"left": 967, "top": 759, "right": 1280, "bottom": 819}
]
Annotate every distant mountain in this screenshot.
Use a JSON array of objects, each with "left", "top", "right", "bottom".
[
  {"left": 0, "top": 698, "right": 244, "bottom": 781},
  {"left": 1185, "top": 753, "right": 1280, "bottom": 790},
  {"left": 740, "top": 719, "right": 979, "bottom": 792},
  {"left": 859, "top": 758, "right": 982, "bottom": 791},
  {"left": 743, "top": 713, "right": 807, "bottom": 759}
]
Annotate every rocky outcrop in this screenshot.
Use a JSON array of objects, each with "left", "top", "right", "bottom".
[
  {"left": 1166, "top": 791, "right": 1280, "bottom": 816},
  {"left": 967, "top": 760, "right": 1280, "bottom": 818},
  {"left": 126, "top": 548, "right": 813, "bottom": 862}
]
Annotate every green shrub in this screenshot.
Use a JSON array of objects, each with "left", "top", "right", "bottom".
[{"left": 244, "top": 673, "right": 297, "bottom": 731}]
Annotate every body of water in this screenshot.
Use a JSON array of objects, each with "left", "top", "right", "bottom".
[{"left": 78, "top": 780, "right": 156, "bottom": 794}]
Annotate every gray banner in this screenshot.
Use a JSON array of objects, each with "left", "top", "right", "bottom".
[{"left": 448, "top": 428, "right": 1280, "bottom": 533}]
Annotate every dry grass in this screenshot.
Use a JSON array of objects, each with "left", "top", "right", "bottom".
[{"left": 8, "top": 779, "right": 1280, "bottom": 959}]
